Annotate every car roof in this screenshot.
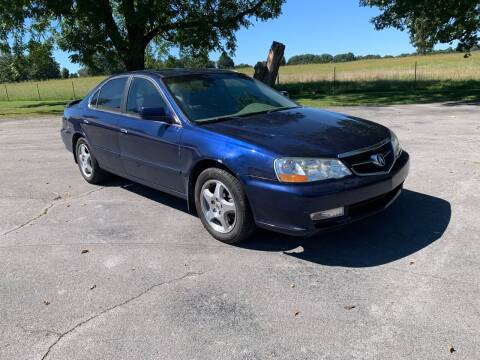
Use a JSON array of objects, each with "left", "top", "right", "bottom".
[{"left": 116, "top": 68, "right": 241, "bottom": 79}]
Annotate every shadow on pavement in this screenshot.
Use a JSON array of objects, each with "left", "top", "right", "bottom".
[
  {"left": 441, "top": 99, "right": 480, "bottom": 106},
  {"left": 105, "top": 178, "right": 190, "bottom": 213},
  {"left": 241, "top": 189, "right": 451, "bottom": 267},
  {"left": 109, "top": 178, "right": 450, "bottom": 268}
]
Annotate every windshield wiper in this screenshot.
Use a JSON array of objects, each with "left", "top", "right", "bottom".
[
  {"left": 266, "top": 105, "right": 300, "bottom": 114},
  {"left": 196, "top": 106, "right": 300, "bottom": 124},
  {"left": 235, "top": 105, "right": 300, "bottom": 118},
  {"left": 196, "top": 115, "right": 242, "bottom": 124}
]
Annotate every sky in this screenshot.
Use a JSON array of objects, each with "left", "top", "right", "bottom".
[{"left": 55, "top": 0, "right": 423, "bottom": 73}]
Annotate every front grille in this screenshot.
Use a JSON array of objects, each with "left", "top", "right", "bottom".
[{"left": 340, "top": 140, "right": 395, "bottom": 176}]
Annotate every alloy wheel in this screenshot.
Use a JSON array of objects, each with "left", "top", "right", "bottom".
[
  {"left": 78, "top": 143, "right": 93, "bottom": 178},
  {"left": 200, "top": 179, "right": 237, "bottom": 234}
]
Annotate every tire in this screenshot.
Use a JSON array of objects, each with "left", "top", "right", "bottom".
[
  {"left": 75, "top": 137, "right": 109, "bottom": 184},
  {"left": 195, "top": 168, "right": 256, "bottom": 244}
]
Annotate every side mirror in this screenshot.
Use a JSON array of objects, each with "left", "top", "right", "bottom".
[
  {"left": 279, "top": 90, "right": 290, "bottom": 98},
  {"left": 139, "top": 107, "right": 173, "bottom": 123}
]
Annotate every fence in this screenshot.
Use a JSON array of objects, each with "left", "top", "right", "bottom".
[
  {"left": 1, "top": 55, "right": 480, "bottom": 101},
  {"left": 0, "top": 76, "right": 106, "bottom": 102},
  {"left": 266, "top": 58, "right": 480, "bottom": 96}
]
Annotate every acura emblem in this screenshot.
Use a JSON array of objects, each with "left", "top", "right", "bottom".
[{"left": 370, "top": 154, "right": 386, "bottom": 167}]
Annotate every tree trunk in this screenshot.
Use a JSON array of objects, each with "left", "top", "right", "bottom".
[
  {"left": 253, "top": 41, "right": 285, "bottom": 86},
  {"left": 123, "top": 39, "right": 146, "bottom": 71}
]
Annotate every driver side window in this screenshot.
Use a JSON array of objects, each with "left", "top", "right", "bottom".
[{"left": 127, "top": 78, "right": 167, "bottom": 115}]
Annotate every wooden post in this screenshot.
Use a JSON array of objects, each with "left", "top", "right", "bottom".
[
  {"left": 414, "top": 61, "right": 417, "bottom": 89},
  {"left": 71, "top": 81, "right": 76, "bottom": 99},
  {"left": 253, "top": 41, "right": 286, "bottom": 86},
  {"left": 36, "top": 83, "right": 41, "bottom": 100},
  {"left": 333, "top": 67, "right": 336, "bottom": 94},
  {"left": 4, "top": 84, "right": 9, "bottom": 101}
]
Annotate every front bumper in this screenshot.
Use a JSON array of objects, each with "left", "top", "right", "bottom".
[{"left": 244, "top": 151, "right": 410, "bottom": 236}]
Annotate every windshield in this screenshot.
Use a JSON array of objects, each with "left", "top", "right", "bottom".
[{"left": 163, "top": 73, "right": 298, "bottom": 123}]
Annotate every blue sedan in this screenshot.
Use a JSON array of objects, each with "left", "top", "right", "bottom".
[{"left": 61, "top": 69, "right": 409, "bottom": 244}]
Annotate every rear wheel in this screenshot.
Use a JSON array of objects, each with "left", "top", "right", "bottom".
[
  {"left": 75, "top": 138, "right": 109, "bottom": 184},
  {"left": 195, "top": 168, "right": 256, "bottom": 244}
]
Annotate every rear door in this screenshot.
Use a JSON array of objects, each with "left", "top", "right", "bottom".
[
  {"left": 81, "top": 77, "right": 128, "bottom": 174},
  {"left": 118, "top": 76, "right": 183, "bottom": 194}
]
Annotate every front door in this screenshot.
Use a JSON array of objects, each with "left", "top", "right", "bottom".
[{"left": 118, "top": 77, "right": 184, "bottom": 194}]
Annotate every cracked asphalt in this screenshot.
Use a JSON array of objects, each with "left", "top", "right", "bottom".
[{"left": 1, "top": 102, "right": 479, "bottom": 359}]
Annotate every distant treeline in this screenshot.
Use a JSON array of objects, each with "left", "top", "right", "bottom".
[
  {"left": 285, "top": 46, "right": 478, "bottom": 66},
  {"left": 0, "top": 38, "right": 76, "bottom": 83}
]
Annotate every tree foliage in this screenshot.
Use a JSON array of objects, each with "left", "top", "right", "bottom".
[
  {"left": 0, "top": 37, "right": 60, "bottom": 82},
  {"left": 0, "top": 0, "right": 285, "bottom": 71},
  {"left": 26, "top": 40, "right": 61, "bottom": 80},
  {"left": 0, "top": 51, "right": 14, "bottom": 83},
  {"left": 285, "top": 48, "right": 462, "bottom": 66},
  {"left": 217, "top": 51, "right": 235, "bottom": 68},
  {"left": 61, "top": 67, "right": 70, "bottom": 78},
  {"left": 361, "top": 0, "right": 480, "bottom": 54},
  {"left": 333, "top": 52, "right": 355, "bottom": 62},
  {"left": 287, "top": 53, "right": 334, "bottom": 65}
]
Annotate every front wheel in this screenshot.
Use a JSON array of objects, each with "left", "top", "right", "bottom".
[{"left": 195, "top": 168, "right": 256, "bottom": 244}]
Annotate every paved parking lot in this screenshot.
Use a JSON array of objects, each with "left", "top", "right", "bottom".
[{"left": 1, "top": 102, "right": 479, "bottom": 359}]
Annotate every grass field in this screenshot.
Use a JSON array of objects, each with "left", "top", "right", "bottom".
[
  {"left": 238, "top": 51, "right": 480, "bottom": 82},
  {"left": 0, "top": 52, "right": 479, "bottom": 118}
]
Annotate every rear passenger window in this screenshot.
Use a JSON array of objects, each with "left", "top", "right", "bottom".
[
  {"left": 97, "top": 78, "right": 127, "bottom": 111},
  {"left": 126, "top": 78, "right": 168, "bottom": 115}
]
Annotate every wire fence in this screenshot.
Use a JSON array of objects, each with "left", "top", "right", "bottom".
[
  {"left": 0, "top": 57, "right": 479, "bottom": 101},
  {"left": 0, "top": 76, "right": 106, "bottom": 102}
]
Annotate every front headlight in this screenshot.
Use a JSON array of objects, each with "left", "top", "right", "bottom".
[
  {"left": 274, "top": 158, "right": 352, "bottom": 183},
  {"left": 391, "top": 131, "right": 402, "bottom": 158}
]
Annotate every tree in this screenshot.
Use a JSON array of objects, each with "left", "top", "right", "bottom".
[
  {"left": 26, "top": 40, "right": 61, "bottom": 80},
  {"left": 361, "top": 0, "right": 480, "bottom": 54},
  {"left": 0, "top": 1, "right": 285, "bottom": 71},
  {"left": 180, "top": 49, "right": 216, "bottom": 68},
  {"left": 333, "top": 52, "right": 355, "bottom": 62},
  {"left": 61, "top": 67, "right": 70, "bottom": 79},
  {"left": 164, "top": 55, "right": 185, "bottom": 69},
  {"left": 217, "top": 52, "right": 235, "bottom": 69},
  {"left": 234, "top": 63, "right": 251, "bottom": 68},
  {"left": 287, "top": 53, "right": 333, "bottom": 65},
  {"left": 86, "top": 52, "right": 126, "bottom": 75},
  {"left": 77, "top": 67, "right": 90, "bottom": 77},
  {"left": 10, "top": 34, "right": 28, "bottom": 82},
  {"left": 0, "top": 51, "right": 14, "bottom": 83}
]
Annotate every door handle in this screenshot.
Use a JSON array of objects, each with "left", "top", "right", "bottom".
[
  {"left": 83, "top": 119, "right": 90, "bottom": 124},
  {"left": 120, "top": 128, "right": 128, "bottom": 134}
]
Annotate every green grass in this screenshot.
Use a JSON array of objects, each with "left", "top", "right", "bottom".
[
  {"left": 237, "top": 51, "right": 480, "bottom": 83},
  {"left": 276, "top": 79, "right": 480, "bottom": 106},
  {"left": 295, "top": 88, "right": 480, "bottom": 107},
  {"left": 0, "top": 76, "right": 105, "bottom": 102},
  {"left": 1, "top": 84, "right": 478, "bottom": 119},
  {"left": 0, "top": 100, "right": 67, "bottom": 118},
  {"left": 0, "top": 51, "right": 479, "bottom": 118}
]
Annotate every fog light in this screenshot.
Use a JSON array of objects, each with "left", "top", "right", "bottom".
[{"left": 310, "top": 207, "right": 344, "bottom": 221}]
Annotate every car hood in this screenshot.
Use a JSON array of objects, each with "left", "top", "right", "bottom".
[{"left": 201, "top": 107, "right": 391, "bottom": 157}]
